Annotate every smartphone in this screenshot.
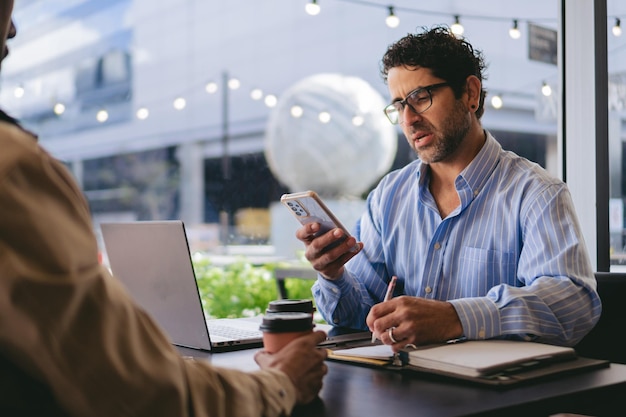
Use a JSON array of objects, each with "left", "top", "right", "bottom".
[{"left": 280, "top": 190, "right": 357, "bottom": 250}]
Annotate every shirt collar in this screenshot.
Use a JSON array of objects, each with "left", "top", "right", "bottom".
[
  {"left": 457, "top": 131, "right": 501, "bottom": 198},
  {"left": 415, "top": 131, "right": 501, "bottom": 214},
  {"left": 415, "top": 131, "right": 501, "bottom": 186}
]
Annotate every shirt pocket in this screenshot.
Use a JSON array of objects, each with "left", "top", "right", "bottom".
[{"left": 457, "top": 246, "right": 516, "bottom": 295}]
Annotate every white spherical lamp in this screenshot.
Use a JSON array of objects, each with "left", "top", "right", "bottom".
[{"left": 264, "top": 73, "right": 397, "bottom": 197}]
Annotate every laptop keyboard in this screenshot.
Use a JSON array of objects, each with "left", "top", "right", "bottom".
[{"left": 207, "top": 323, "right": 263, "bottom": 340}]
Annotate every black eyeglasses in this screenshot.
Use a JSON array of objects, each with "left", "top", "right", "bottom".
[{"left": 383, "top": 82, "right": 450, "bottom": 124}]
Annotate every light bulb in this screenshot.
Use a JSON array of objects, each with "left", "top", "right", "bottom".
[
  {"left": 385, "top": 6, "right": 400, "bottom": 28},
  {"left": 250, "top": 88, "right": 263, "bottom": 100},
  {"left": 541, "top": 82, "right": 552, "bottom": 97},
  {"left": 173, "top": 97, "right": 186, "bottom": 110},
  {"left": 227, "top": 78, "right": 240, "bottom": 90},
  {"left": 96, "top": 109, "right": 109, "bottom": 123},
  {"left": 613, "top": 18, "right": 622, "bottom": 37},
  {"left": 352, "top": 115, "right": 364, "bottom": 126},
  {"left": 451, "top": 15, "right": 464, "bottom": 36},
  {"left": 305, "top": 0, "right": 320, "bottom": 16},
  {"left": 136, "top": 107, "right": 149, "bottom": 120},
  {"left": 318, "top": 111, "right": 331, "bottom": 123},
  {"left": 205, "top": 81, "right": 218, "bottom": 94},
  {"left": 53, "top": 102, "right": 66, "bottom": 115},
  {"left": 264, "top": 94, "right": 277, "bottom": 107},
  {"left": 290, "top": 105, "right": 303, "bottom": 118},
  {"left": 509, "top": 20, "right": 521, "bottom": 40},
  {"left": 491, "top": 95, "right": 503, "bottom": 109}
]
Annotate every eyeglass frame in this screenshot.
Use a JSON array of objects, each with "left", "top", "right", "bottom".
[{"left": 383, "top": 82, "right": 451, "bottom": 124}]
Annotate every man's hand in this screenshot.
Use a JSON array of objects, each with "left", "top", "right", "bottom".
[
  {"left": 295, "top": 223, "right": 362, "bottom": 280},
  {"left": 366, "top": 296, "right": 464, "bottom": 351},
  {"left": 254, "top": 330, "right": 329, "bottom": 404}
]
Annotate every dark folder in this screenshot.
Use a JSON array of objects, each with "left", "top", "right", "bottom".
[{"left": 327, "top": 340, "right": 610, "bottom": 387}]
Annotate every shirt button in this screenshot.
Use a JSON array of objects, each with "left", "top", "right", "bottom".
[
  {"left": 478, "top": 329, "right": 486, "bottom": 338},
  {"left": 425, "top": 286, "right": 432, "bottom": 294},
  {"left": 332, "top": 287, "right": 339, "bottom": 294},
  {"left": 333, "top": 318, "right": 339, "bottom": 324},
  {"left": 434, "top": 242, "right": 441, "bottom": 250},
  {"left": 474, "top": 189, "right": 479, "bottom": 197}
]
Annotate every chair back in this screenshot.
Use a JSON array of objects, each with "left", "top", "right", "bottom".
[{"left": 575, "top": 272, "right": 626, "bottom": 364}]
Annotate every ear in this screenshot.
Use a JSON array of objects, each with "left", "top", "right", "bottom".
[{"left": 465, "top": 75, "right": 481, "bottom": 110}]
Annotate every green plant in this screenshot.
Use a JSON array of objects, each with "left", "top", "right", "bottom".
[{"left": 193, "top": 257, "right": 317, "bottom": 319}]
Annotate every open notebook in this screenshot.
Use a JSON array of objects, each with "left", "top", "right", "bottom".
[
  {"left": 100, "top": 220, "right": 264, "bottom": 352},
  {"left": 328, "top": 340, "right": 609, "bottom": 386}
]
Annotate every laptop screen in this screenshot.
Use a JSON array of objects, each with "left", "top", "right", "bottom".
[{"left": 101, "top": 220, "right": 214, "bottom": 350}]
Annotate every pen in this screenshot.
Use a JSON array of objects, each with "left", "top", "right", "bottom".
[{"left": 372, "top": 275, "right": 397, "bottom": 343}]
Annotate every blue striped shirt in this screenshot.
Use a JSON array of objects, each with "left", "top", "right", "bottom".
[{"left": 313, "top": 132, "right": 601, "bottom": 346}]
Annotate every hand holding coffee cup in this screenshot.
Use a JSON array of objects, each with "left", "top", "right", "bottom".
[{"left": 254, "top": 330, "right": 328, "bottom": 404}]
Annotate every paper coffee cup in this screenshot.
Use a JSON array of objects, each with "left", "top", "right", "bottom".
[{"left": 259, "top": 312, "right": 314, "bottom": 353}]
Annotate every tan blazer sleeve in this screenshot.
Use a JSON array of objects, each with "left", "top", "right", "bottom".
[{"left": 0, "top": 123, "right": 296, "bottom": 417}]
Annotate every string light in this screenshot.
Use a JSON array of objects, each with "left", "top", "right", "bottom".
[
  {"left": 330, "top": 0, "right": 568, "bottom": 39},
  {"left": 318, "top": 111, "right": 331, "bottom": 123},
  {"left": 205, "top": 81, "right": 218, "bottom": 94},
  {"left": 37, "top": 0, "right": 586, "bottom": 128},
  {"left": 290, "top": 105, "right": 304, "bottom": 118},
  {"left": 491, "top": 95, "right": 503, "bottom": 109},
  {"left": 28, "top": 3, "right": 586, "bottom": 122},
  {"left": 227, "top": 78, "right": 240, "bottom": 90},
  {"left": 352, "top": 115, "right": 364, "bottom": 126},
  {"left": 128, "top": 76, "right": 280, "bottom": 120},
  {"left": 96, "top": 109, "right": 109, "bottom": 123},
  {"left": 122, "top": 5, "right": 619, "bottom": 124},
  {"left": 47, "top": 68, "right": 558, "bottom": 127},
  {"left": 173, "top": 97, "right": 186, "bottom": 110},
  {"left": 450, "top": 15, "right": 464, "bottom": 36},
  {"left": 136, "top": 107, "right": 149, "bottom": 120},
  {"left": 250, "top": 88, "right": 263, "bottom": 100},
  {"left": 509, "top": 19, "right": 521, "bottom": 39},
  {"left": 53, "top": 102, "right": 66, "bottom": 115},
  {"left": 264, "top": 94, "right": 278, "bottom": 107},
  {"left": 305, "top": 0, "right": 321, "bottom": 16},
  {"left": 385, "top": 6, "right": 400, "bottom": 28},
  {"left": 613, "top": 18, "right": 622, "bottom": 37}
]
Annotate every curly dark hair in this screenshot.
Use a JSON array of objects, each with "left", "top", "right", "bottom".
[{"left": 381, "top": 25, "right": 488, "bottom": 119}]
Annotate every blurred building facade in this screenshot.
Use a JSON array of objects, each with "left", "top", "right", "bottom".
[{"left": 3, "top": 1, "right": 622, "bottom": 250}]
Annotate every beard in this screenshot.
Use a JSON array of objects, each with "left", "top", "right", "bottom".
[{"left": 412, "top": 100, "right": 472, "bottom": 164}]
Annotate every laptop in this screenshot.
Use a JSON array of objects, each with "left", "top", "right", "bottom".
[{"left": 100, "top": 220, "right": 264, "bottom": 352}]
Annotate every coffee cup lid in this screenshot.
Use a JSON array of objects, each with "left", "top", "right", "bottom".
[
  {"left": 266, "top": 299, "right": 315, "bottom": 314},
  {"left": 259, "top": 312, "right": 314, "bottom": 332}
]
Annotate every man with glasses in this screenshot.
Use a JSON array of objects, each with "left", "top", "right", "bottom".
[{"left": 296, "top": 26, "right": 600, "bottom": 350}]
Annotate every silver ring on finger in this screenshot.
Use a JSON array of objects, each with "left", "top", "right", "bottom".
[{"left": 388, "top": 326, "right": 398, "bottom": 344}]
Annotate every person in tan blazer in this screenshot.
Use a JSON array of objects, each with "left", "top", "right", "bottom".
[{"left": 0, "top": 1, "right": 327, "bottom": 415}]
